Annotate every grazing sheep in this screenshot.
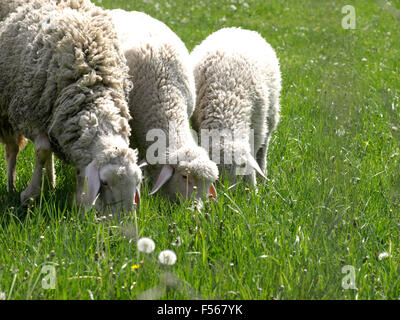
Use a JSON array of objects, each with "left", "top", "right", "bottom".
[
  {"left": 0, "top": 1, "right": 142, "bottom": 213},
  {"left": 0, "top": 0, "right": 95, "bottom": 193},
  {"left": 191, "top": 27, "right": 281, "bottom": 186},
  {"left": 109, "top": 9, "right": 218, "bottom": 201}
]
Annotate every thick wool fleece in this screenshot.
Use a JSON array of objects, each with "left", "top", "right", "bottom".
[
  {"left": 0, "top": 0, "right": 24, "bottom": 21},
  {"left": 0, "top": 1, "right": 133, "bottom": 170},
  {"left": 191, "top": 27, "right": 282, "bottom": 178},
  {"left": 110, "top": 10, "right": 218, "bottom": 185},
  {"left": 0, "top": 0, "right": 94, "bottom": 22},
  {"left": 54, "top": 0, "right": 95, "bottom": 11}
]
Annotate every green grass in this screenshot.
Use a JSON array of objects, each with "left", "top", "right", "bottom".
[{"left": 1, "top": 0, "right": 400, "bottom": 299}]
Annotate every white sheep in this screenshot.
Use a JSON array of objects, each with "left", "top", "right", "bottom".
[
  {"left": 191, "top": 27, "right": 282, "bottom": 186},
  {"left": 109, "top": 9, "right": 218, "bottom": 201},
  {"left": 0, "top": 1, "right": 142, "bottom": 214},
  {"left": 0, "top": 1, "right": 95, "bottom": 192}
]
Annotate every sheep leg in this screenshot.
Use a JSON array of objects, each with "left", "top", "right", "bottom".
[
  {"left": 20, "top": 133, "right": 51, "bottom": 202},
  {"left": 44, "top": 152, "right": 56, "bottom": 189},
  {"left": 4, "top": 141, "right": 19, "bottom": 192},
  {"left": 255, "top": 137, "right": 269, "bottom": 175},
  {"left": 3, "top": 133, "right": 26, "bottom": 192},
  {"left": 256, "top": 86, "right": 280, "bottom": 176}
]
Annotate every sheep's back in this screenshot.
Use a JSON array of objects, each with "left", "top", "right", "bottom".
[
  {"left": 191, "top": 27, "right": 281, "bottom": 139},
  {"left": 0, "top": 2, "right": 57, "bottom": 138},
  {"left": 111, "top": 10, "right": 195, "bottom": 154},
  {"left": 192, "top": 52, "right": 259, "bottom": 133},
  {"left": 0, "top": 2, "right": 132, "bottom": 164}
]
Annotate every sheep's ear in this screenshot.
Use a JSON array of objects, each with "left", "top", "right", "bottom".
[
  {"left": 209, "top": 184, "right": 217, "bottom": 196},
  {"left": 85, "top": 160, "right": 101, "bottom": 206},
  {"left": 135, "top": 188, "right": 140, "bottom": 204},
  {"left": 149, "top": 165, "right": 174, "bottom": 195},
  {"left": 247, "top": 155, "right": 267, "bottom": 180},
  {"left": 209, "top": 184, "right": 217, "bottom": 201}
]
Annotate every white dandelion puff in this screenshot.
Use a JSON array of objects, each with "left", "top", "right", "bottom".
[
  {"left": 137, "top": 237, "right": 155, "bottom": 253},
  {"left": 0, "top": 291, "right": 5, "bottom": 300},
  {"left": 158, "top": 250, "right": 177, "bottom": 265},
  {"left": 378, "top": 252, "right": 390, "bottom": 260}
]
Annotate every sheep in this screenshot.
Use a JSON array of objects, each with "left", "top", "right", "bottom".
[
  {"left": 0, "top": 0, "right": 95, "bottom": 193},
  {"left": 0, "top": 0, "right": 93, "bottom": 193},
  {"left": 0, "top": 1, "right": 142, "bottom": 214},
  {"left": 190, "top": 27, "right": 282, "bottom": 186},
  {"left": 109, "top": 9, "right": 218, "bottom": 201}
]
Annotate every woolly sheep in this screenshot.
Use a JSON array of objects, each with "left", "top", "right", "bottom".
[
  {"left": 0, "top": 0, "right": 95, "bottom": 195},
  {"left": 191, "top": 27, "right": 281, "bottom": 186},
  {"left": 109, "top": 9, "right": 218, "bottom": 201},
  {"left": 0, "top": 1, "right": 142, "bottom": 214},
  {"left": 0, "top": 0, "right": 96, "bottom": 192}
]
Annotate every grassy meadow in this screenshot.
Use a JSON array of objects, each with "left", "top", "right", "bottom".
[{"left": 0, "top": 0, "right": 399, "bottom": 299}]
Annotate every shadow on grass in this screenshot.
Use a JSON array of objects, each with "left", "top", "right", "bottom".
[{"left": 0, "top": 180, "right": 76, "bottom": 225}]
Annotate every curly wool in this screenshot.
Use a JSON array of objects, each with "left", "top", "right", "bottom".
[
  {"left": 191, "top": 27, "right": 282, "bottom": 177},
  {"left": 0, "top": 0, "right": 94, "bottom": 22},
  {"left": 0, "top": 1, "right": 132, "bottom": 167},
  {"left": 0, "top": 0, "right": 25, "bottom": 21},
  {"left": 110, "top": 10, "right": 218, "bottom": 184},
  {"left": 94, "top": 137, "right": 138, "bottom": 168},
  {"left": 54, "top": 0, "right": 95, "bottom": 11}
]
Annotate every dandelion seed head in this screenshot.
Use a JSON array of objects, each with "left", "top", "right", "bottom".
[
  {"left": 137, "top": 237, "right": 155, "bottom": 253},
  {"left": 158, "top": 250, "right": 177, "bottom": 265},
  {"left": 378, "top": 252, "right": 390, "bottom": 260}
]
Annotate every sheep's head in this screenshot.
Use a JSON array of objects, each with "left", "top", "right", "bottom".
[
  {"left": 149, "top": 146, "right": 218, "bottom": 201},
  {"left": 84, "top": 147, "right": 142, "bottom": 215},
  {"left": 218, "top": 141, "right": 266, "bottom": 187}
]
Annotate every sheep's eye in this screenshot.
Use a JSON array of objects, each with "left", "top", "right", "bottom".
[
  {"left": 101, "top": 180, "right": 108, "bottom": 187},
  {"left": 240, "top": 163, "right": 246, "bottom": 168}
]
